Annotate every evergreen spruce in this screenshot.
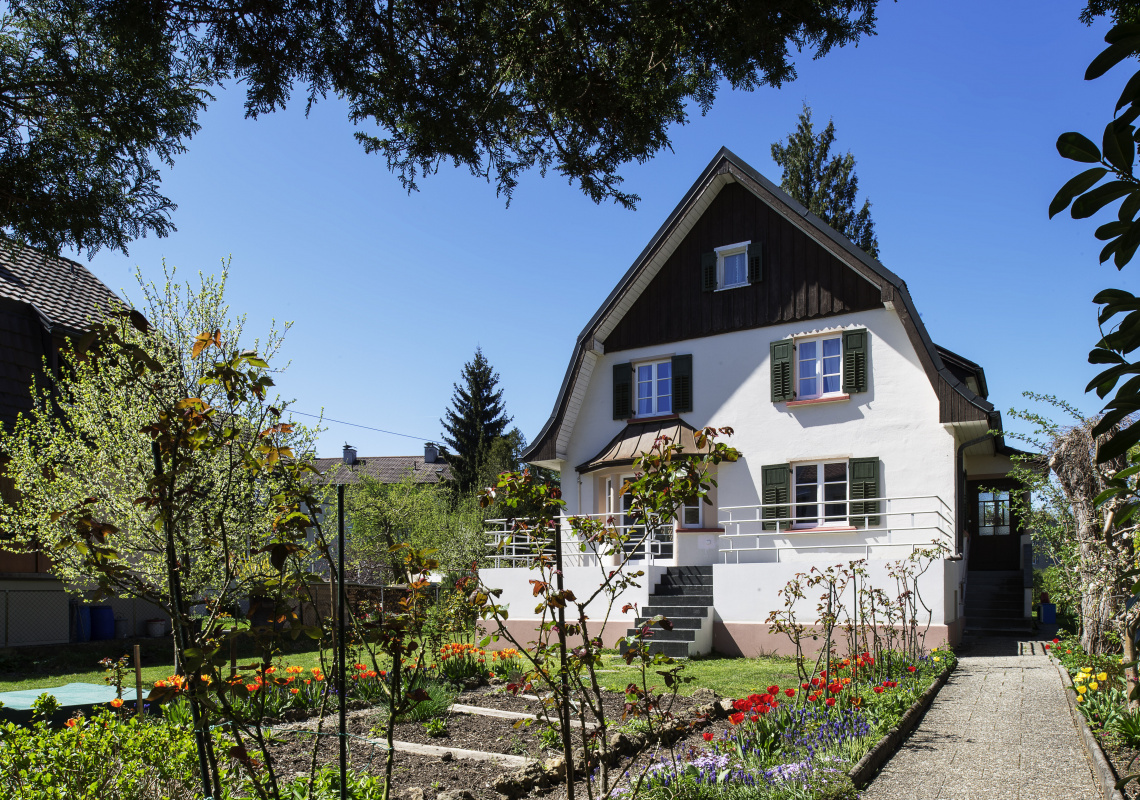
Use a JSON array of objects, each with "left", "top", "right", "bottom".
[
  {"left": 440, "top": 348, "right": 511, "bottom": 493},
  {"left": 770, "top": 105, "right": 880, "bottom": 259}
]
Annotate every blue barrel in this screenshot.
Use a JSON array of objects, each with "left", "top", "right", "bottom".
[
  {"left": 90, "top": 606, "right": 115, "bottom": 641},
  {"left": 1040, "top": 603, "right": 1057, "bottom": 625},
  {"left": 75, "top": 605, "right": 91, "bottom": 642}
]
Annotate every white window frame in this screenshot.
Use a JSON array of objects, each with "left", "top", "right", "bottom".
[
  {"left": 678, "top": 495, "right": 702, "bottom": 529},
  {"left": 633, "top": 358, "right": 672, "bottom": 417},
  {"left": 715, "top": 240, "right": 750, "bottom": 290},
  {"left": 795, "top": 333, "right": 844, "bottom": 400},
  {"left": 791, "top": 459, "right": 849, "bottom": 529}
]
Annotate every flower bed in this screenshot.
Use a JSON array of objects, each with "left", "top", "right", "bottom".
[
  {"left": 584, "top": 649, "right": 955, "bottom": 800},
  {"left": 1049, "top": 631, "right": 1139, "bottom": 798}
]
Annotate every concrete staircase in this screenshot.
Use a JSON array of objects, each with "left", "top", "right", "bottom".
[
  {"left": 623, "top": 566, "right": 714, "bottom": 658},
  {"left": 964, "top": 570, "right": 1032, "bottom": 634}
]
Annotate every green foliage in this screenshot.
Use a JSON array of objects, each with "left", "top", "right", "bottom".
[
  {"left": 1112, "top": 709, "right": 1140, "bottom": 747},
  {"left": 770, "top": 105, "right": 879, "bottom": 258},
  {"left": 422, "top": 717, "right": 448, "bottom": 738},
  {"left": 440, "top": 347, "right": 511, "bottom": 494},
  {"left": 0, "top": 712, "right": 206, "bottom": 799},
  {"left": 30, "top": 692, "right": 59, "bottom": 720},
  {"left": 0, "top": 3, "right": 207, "bottom": 255},
  {"left": 0, "top": 262, "right": 317, "bottom": 614},
  {"left": 338, "top": 472, "right": 486, "bottom": 582},
  {"left": 1051, "top": 24, "right": 1140, "bottom": 465}
]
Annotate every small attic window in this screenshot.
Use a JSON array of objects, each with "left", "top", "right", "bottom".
[{"left": 966, "top": 376, "right": 980, "bottom": 395}]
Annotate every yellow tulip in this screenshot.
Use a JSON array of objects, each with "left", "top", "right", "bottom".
[
  {"left": 1097, "top": 672, "right": 1108, "bottom": 682},
  {"left": 1090, "top": 681, "right": 1099, "bottom": 690},
  {"left": 1077, "top": 695, "right": 1084, "bottom": 703},
  {"left": 933, "top": 657, "right": 941, "bottom": 662},
  {"left": 1077, "top": 685, "right": 1087, "bottom": 694},
  {"left": 1074, "top": 675, "right": 1085, "bottom": 683},
  {"left": 1082, "top": 667, "right": 1093, "bottom": 674}
]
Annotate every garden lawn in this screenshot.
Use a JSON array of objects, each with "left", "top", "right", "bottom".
[
  {"left": 594, "top": 652, "right": 801, "bottom": 698},
  {"left": 0, "top": 638, "right": 332, "bottom": 694}
]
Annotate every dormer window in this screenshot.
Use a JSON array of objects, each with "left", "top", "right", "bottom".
[
  {"left": 701, "top": 242, "right": 763, "bottom": 292},
  {"left": 716, "top": 242, "right": 749, "bottom": 289}
]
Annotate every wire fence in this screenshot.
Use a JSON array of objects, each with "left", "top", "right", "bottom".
[{"left": 0, "top": 589, "right": 69, "bottom": 646}]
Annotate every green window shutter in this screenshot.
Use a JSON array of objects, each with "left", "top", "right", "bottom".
[
  {"left": 701, "top": 252, "right": 717, "bottom": 292},
  {"left": 770, "top": 340, "right": 794, "bottom": 402},
  {"left": 672, "top": 354, "right": 693, "bottom": 413},
  {"left": 849, "top": 457, "right": 880, "bottom": 527},
  {"left": 613, "top": 362, "right": 632, "bottom": 420},
  {"left": 761, "top": 463, "right": 790, "bottom": 531},
  {"left": 747, "top": 241, "right": 763, "bottom": 283},
  {"left": 842, "top": 329, "right": 868, "bottom": 394}
]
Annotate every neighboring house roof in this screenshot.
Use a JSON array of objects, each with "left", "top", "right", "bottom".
[
  {"left": 523, "top": 147, "right": 1013, "bottom": 466},
  {"left": 310, "top": 455, "right": 453, "bottom": 485},
  {"left": 0, "top": 243, "right": 120, "bottom": 335}
]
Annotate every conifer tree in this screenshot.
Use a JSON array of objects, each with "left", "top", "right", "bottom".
[
  {"left": 440, "top": 348, "right": 511, "bottom": 493},
  {"left": 770, "top": 105, "right": 880, "bottom": 259}
]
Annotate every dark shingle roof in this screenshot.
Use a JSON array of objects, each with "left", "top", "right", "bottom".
[
  {"left": 310, "top": 455, "right": 453, "bottom": 485},
  {"left": 0, "top": 243, "right": 120, "bottom": 334}
]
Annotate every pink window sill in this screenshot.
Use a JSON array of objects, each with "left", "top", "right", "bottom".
[
  {"left": 786, "top": 394, "right": 850, "bottom": 407},
  {"left": 786, "top": 526, "right": 857, "bottom": 533}
]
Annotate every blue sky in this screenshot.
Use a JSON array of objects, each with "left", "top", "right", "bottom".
[{"left": 79, "top": 1, "right": 1124, "bottom": 458}]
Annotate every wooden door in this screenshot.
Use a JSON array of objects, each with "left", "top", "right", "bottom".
[{"left": 966, "top": 480, "right": 1022, "bottom": 571}]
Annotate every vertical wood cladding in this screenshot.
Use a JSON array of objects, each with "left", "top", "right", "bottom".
[
  {"left": 0, "top": 303, "right": 48, "bottom": 430},
  {"left": 603, "top": 183, "right": 884, "bottom": 354}
]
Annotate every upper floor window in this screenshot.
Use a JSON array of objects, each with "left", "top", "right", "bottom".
[
  {"left": 701, "top": 242, "right": 763, "bottom": 292},
  {"left": 797, "top": 335, "right": 843, "bottom": 399},
  {"left": 717, "top": 242, "right": 749, "bottom": 289},
  {"left": 635, "top": 360, "right": 672, "bottom": 416}
]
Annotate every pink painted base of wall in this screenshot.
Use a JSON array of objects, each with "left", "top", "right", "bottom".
[
  {"left": 477, "top": 618, "right": 633, "bottom": 650},
  {"left": 713, "top": 620, "right": 964, "bottom": 659}
]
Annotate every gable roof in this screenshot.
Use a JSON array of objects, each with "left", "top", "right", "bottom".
[
  {"left": 523, "top": 147, "right": 1003, "bottom": 466},
  {"left": 310, "top": 455, "right": 453, "bottom": 485},
  {"left": 0, "top": 243, "right": 120, "bottom": 335}
]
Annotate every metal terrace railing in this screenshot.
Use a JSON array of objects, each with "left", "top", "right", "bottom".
[
  {"left": 717, "top": 495, "right": 954, "bottom": 563},
  {"left": 485, "top": 513, "right": 675, "bottom": 568}
]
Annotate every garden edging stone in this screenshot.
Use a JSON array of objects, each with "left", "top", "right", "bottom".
[
  {"left": 1053, "top": 658, "right": 1126, "bottom": 800},
  {"left": 847, "top": 662, "right": 953, "bottom": 788}
]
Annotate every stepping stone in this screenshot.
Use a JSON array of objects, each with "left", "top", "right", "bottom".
[
  {"left": 450, "top": 702, "right": 599, "bottom": 729},
  {"left": 365, "top": 737, "right": 533, "bottom": 767}
]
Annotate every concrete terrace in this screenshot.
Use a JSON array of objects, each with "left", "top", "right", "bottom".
[{"left": 862, "top": 636, "right": 1101, "bottom": 800}]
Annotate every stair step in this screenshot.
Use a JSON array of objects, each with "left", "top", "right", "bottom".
[
  {"left": 626, "top": 627, "right": 697, "bottom": 643},
  {"left": 634, "top": 616, "right": 704, "bottom": 629},
  {"left": 965, "top": 616, "right": 1033, "bottom": 630},
  {"left": 664, "top": 566, "right": 713, "bottom": 576},
  {"left": 645, "top": 593, "right": 713, "bottom": 605},
  {"left": 653, "top": 585, "right": 715, "bottom": 596},
  {"left": 618, "top": 640, "right": 690, "bottom": 658},
  {"left": 642, "top": 605, "right": 710, "bottom": 618},
  {"left": 657, "top": 574, "right": 714, "bottom": 588}
]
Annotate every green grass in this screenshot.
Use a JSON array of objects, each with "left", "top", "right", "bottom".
[
  {"left": 590, "top": 652, "right": 801, "bottom": 699},
  {"left": 0, "top": 637, "right": 336, "bottom": 694},
  {"left": 0, "top": 638, "right": 799, "bottom": 701}
]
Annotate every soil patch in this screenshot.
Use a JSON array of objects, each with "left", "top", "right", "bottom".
[{"left": 1097, "top": 735, "right": 1140, "bottom": 798}]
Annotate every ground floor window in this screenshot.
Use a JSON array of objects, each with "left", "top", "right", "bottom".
[
  {"left": 793, "top": 461, "right": 848, "bottom": 527},
  {"left": 978, "top": 489, "right": 1011, "bottom": 536}
]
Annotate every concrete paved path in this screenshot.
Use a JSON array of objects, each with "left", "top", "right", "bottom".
[{"left": 861, "top": 636, "right": 1101, "bottom": 800}]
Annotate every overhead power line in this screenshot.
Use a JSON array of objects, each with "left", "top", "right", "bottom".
[{"left": 289, "top": 410, "right": 437, "bottom": 442}]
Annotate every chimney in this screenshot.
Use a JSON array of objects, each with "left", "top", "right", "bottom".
[
  {"left": 342, "top": 443, "right": 357, "bottom": 465},
  {"left": 424, "top": 442, "right": 439, "bottom": 463}
]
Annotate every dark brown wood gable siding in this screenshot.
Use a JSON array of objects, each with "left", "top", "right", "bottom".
[
  {"left": 0, "top": 302, "right": 49, "bottom": 430},
  {"left": 938, "top": 376, "right": 989, "bottom": 424},
  {"left": 603, "top": 183, "right": 884, "bottom": 353}
]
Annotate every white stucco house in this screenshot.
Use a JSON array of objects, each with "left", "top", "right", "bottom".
[{"left": 481, "top": 148, "right": 1029, "bottom": 658}]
